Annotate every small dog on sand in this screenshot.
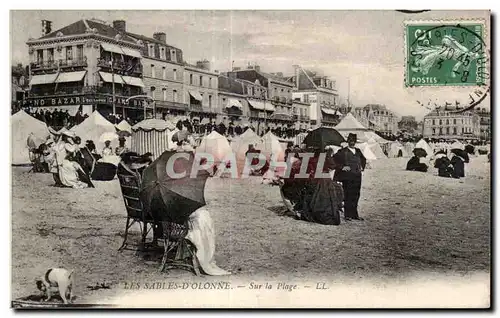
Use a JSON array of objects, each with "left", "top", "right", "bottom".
[{"left": 35, "top": 268, "right": 74, "bottom": 304}]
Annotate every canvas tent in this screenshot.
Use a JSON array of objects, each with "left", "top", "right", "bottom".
[
  {"left": 334, "top": 113, "right": 374, "bottom": 142},
  {"left": 368, "top": 141, "right": 387, "bottom": 159},
  {"left": 72, "top": 111, "right": 117, "bottom": 151},
  {"left": 356, "top": 142, "right": 378, "bottom": 161},
  {"left": 11, "top": 110, "right": 50, "bottom": 165},
  {"left": 131, "top": 119, "right": 176, "bottom": 159},
  {"left": 196, "top": 131, "right": 233, "bottom": 163},
  {"left": 116, "top": 120, "right": 132, "bottom": 133},
  {"left": 415, "top": 139, "right": 433, "bottom": 157},
  {"left": 257, "top": 132, "right": 285, "bottom": 162},
  {"left": 388, "top": 141, "right": 409, "bottom": 158}
]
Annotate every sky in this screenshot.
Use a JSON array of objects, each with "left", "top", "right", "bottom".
[{"left": 10, "top": 10, "right": 490, "bottom": 120}]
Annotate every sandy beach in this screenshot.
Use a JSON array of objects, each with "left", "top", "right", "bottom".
[{"left": 11, "top": 155, "right": 491, "bottom": 307}]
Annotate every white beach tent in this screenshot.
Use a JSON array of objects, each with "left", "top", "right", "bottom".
[
  {"left": 196, "top": 131, "right": 233, "bottom": 163},
  {"left": 72, "top": 111, "right": 117, "bottom": 151},
  {"left": 257, "top": 131, "right": 286, "bottom": 162},
  {"left": 334, "top": 113, "right": 373, "bottom": 142},
  {"left": 11, "top": 110, "right": 50, "bottom": 165},
  {"left": 367, "top": 140, "right": 387, "bottom": 159},
  {"left": 116, "top": 120, "right": 132, "bottom": 133},
  {"left": 388, "top": 141, "right": 409, "bottom": 158},
  {"left": 356, "top": 142, "right": 378, "bottom": 161},
  {"left": 450, "top": 140, "right": 465, "bottom": 150},
  {"left": 415, "top": 139, "right": 433, "bottom": 157}
]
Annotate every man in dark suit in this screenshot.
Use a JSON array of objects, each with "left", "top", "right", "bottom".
[{"left": 333, "top": 133, "right": 366, "bottom": 221}]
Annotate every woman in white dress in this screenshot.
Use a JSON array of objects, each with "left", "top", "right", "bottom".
[{"left": 59, "top": 143, "right": 89, "bottom": 189}]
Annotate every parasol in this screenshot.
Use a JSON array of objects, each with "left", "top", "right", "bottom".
[
  {"left": 413, "top": 148, "right": 427, "bottom": 158},
  {"left": 99, "top": 131, "right": 118, "bottom": 143},
  {"left": 116, "top": 130, "right": 132, "bottom": 138},
  {"left": 303, "top": 127, "right": 345, "bottom": 149},
  {"left": 140, "top": 151, "right": 210, "bottom": 224},
  {"left": 451, "top": 148, "right": 469, "bottom": 162}
]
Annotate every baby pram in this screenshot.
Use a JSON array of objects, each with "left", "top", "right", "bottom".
[{"left": 80, "top": 147, "right": 117, "bottom": 181}]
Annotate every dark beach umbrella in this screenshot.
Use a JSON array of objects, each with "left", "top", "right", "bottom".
[
  {"left": 464, "top": 144, "right": 475, "bottom": 155},
  {"left": 303, "top": 127, "right": 345, "bottom": 149},
  {"left": 140, "top": 150, "right": 210, "bottom": 224},
  {"left": 413, "top": 147, "right": 427, "bottom": 158},
  {"left": 451, "top": 148, "right": 469, "bottom": 163},
  {"left": 116, "top": 130, "right": 132, "bottom": 138}
]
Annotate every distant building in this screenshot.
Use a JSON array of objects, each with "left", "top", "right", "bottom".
[
  {"left": 474, "top": 107, "right": 491, "bottom": 140},
  {"left": 287, "top": 65, "right": 339, "bottom": 128},
  {"left": 423, "top": 107, "right": 480, "bottom": 140},
  {"left": 353, "top": 104, "right": 398, "bottom": 134},
  {"left": 224, "top": 65, "right": 295, "bottom": 135},
  {"left": 12, "top": 64, "right": 28, "bottom": 112}
]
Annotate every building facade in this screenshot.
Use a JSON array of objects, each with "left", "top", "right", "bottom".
[
  {"left": 12, "top": 64, "right": 28, "bottom": 113},
  {"left": 288, "top": 65, "right": 339, "bottom": 128},
  {"left": 422, "top": 107, "right": 480, "bottom": 140},
  {"left": 474, "top": 107, "right": 491, "bottom": 140},
  {"left": 225, "top": 65, "right": 295, "bottom": 135},
  {"left": 125, "top": 27, "right": 187, "bottom": 119},
  {"left": 292, "top": 100, "right": 311, "bottom": 131},
  {"left": 354, "top": 104, "right": 398, "bottom": 134},
  {"left": 25, "top": 19, "right": 146, "bottom": 121},
  {"left": 184, "top": 61, "right": 220, "bottom": 123}
]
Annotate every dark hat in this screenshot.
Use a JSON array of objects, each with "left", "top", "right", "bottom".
[{"left": 347, "top": 133, "right": 357, "bottom": 142}]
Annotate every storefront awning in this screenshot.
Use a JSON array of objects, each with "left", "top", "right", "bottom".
[
  {"left": 189, "top": 90, "right": 203, "bottom": 102},
  {"left": 264, "top": 102, "right": 275, "bottom": 112},
  {"left": 226, "top": 98, "right": 243, "bottom": 109},
  {"left": 99, "top": 72, "right": 125, "bottom": 85},
  {"left": 248, "top": 99, "right": 265, "bottom": 110},
  {"left": 55, "top": 71, "right": 87, "bottom": 83},
  {"left": 29, "top": 74, "right": 58, "bottom": 85},
  {"left": 121, "top": 75, "right": 145, "bottom": 88},
  {"left": 321, "top": 108, "right": 337, "bottom": 115},
  {"left": 120, "top": 46, "right": 142, "bottom": 58},
  {"left": 101, "top": 43, "right": 140, "bottom": 58}
]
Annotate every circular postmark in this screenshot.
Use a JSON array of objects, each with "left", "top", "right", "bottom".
[{"left": 406, "top": 22, "right": 490, "bottom": 113}]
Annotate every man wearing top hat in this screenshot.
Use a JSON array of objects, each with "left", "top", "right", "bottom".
[{"left": 334, "top": 133, "right": 366, "bottom": 221}]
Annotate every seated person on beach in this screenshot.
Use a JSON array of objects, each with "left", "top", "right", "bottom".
[
  {"left": 434, "top": 153, "right": 454, "bottom": 178},
  {"left": 406, "top": 156, "right": 428, "bottom": 172},
  {"left": 451, "top": 153, "right": 466, "bottom": 179},
  {"left": 102, "top": 140, "right": 113, "bottom": 157},
  {"left": 115, "top": 137, "right": 129, "bottom": 156},
  {"left": 59, "top": 144, "right": 93, "bottom": 189}
]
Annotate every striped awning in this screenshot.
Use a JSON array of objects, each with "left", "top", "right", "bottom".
[
  {"left": 29, "top": 73, "right": 58, "bottom": 85},
  {"left": 189, "top": 90, "right": 203, "bottom": 101},
  {"left": 121, "top": 75, "right": 145, "bottom": 88},
  {"left": 101, "top": 43, "right": 141, "bottom": 58},
  {"left": 226, "top": 98, "right": 243, "bottom": 109},
  {"left": 55, "top": 71, "right": 87, "bottom": 83},
  {"left": 248, "top": 99, "right": 265, "bottom": 110},
  {"left": 99, "top": 72, "right": 125, "bottom": 85}
]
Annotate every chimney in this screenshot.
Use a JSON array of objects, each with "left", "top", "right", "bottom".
[
  {"left": 41, "top": 20, "right": 52, "bottom": 37},
  {"left": 113, "top": 20, "right": 126, "bottom": 33},
  {"left": 153, "top": 32, "right": 166, "bottom": 44}
]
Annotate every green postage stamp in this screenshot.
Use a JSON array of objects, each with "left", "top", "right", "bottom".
[{"left": 405, "top": 21, "right": 488, "bottom": 87}]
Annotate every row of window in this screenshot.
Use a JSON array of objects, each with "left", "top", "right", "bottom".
[
  {"left": 428, "top": 118, "right": 473, "bottom": 126},
  {"left": 150, "top": 65, "right": 178, "bottom": 81},
  {"left": 151, "top": 88, "right": 179, "bottom": 103},
  {"left": 36, "top": 46, "right": 84, "bottom": 63},
  {"left": 431, "top": 127, "right": 475, "bottom": 135},
  {"left": 147, "top": 44, "right": 178, "bottom": 63},
  {"left": 188, "top": 73, "right": 215, "bottom": 88}
]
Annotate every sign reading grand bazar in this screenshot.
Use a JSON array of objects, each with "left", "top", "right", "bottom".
[{"left": 22, "top": 95, "right": 148, "bottom": 108}]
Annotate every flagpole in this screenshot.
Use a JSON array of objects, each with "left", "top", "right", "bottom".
[{"left": 111, "top": 56, "right": 116, "bottom": 117}]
